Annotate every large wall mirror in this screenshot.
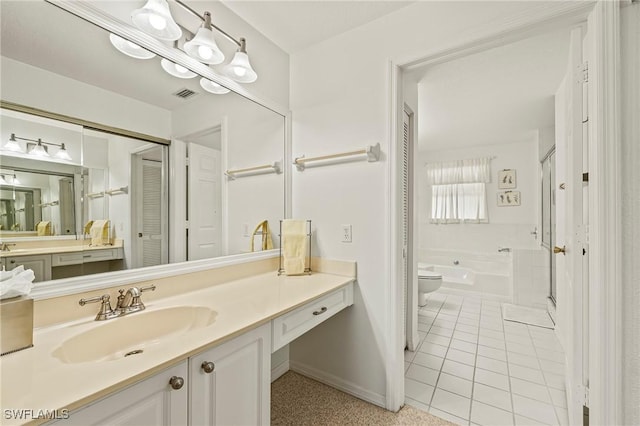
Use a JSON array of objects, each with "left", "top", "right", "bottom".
[{"left": 0, "top": 0, "right": 286, "bottom": 290}]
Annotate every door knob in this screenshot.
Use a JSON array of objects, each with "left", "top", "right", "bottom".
[
  {"left": 169, "top": 376, "right": 184, "bottom": 390},
  {"left": 201, "top": 361, "right": 215, "bottom": 373},
  {"left": 553, "top": 246, "right": 566, "bottom": 255}
]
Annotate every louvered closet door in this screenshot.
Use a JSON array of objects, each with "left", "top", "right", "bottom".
[
  {"left": 402, "top": 110, "right": 410, "bottom": 347},
  {"left": 141, "top": 160, "right": 162, "bottom": 267}
]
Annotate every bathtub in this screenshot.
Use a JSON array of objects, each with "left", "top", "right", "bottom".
[{"left": 420, "top": 249, "right": 512, "bottom": 297}]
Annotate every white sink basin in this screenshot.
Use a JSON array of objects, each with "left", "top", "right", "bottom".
[{"left": 52, "top": 306, "right": 217, "bottom": 364}]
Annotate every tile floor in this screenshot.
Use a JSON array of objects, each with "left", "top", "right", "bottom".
[{"left": 404, "top": 292, "right": 568, "bottom": 426}]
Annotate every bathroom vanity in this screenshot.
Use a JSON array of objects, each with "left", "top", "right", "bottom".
[{"left": 0, "top": 259, "right": 355, "bottom": 425}]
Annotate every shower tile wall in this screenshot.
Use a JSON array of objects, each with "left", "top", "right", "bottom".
[{"left": 512, "top": 249, "right": 550, "bottom": 309}]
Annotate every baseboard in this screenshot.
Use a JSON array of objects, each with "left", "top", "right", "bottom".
[
  {"left": 271, "top": 359, "right": 290, "bottom": 383},
  {"left": 289, "top": 360, "right": 386, "bottom": 408}
]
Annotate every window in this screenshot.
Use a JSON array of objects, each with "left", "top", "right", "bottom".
[{"left": 426, "top": 158, "right": 491, "bottom": 224}]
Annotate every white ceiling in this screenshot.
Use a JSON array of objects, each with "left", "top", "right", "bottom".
[
  {"left": 220, "top": 0, "right": 415, "bottom": 53},
  {"left": 410, "top": 28, "right": 571, "bottom": 152}
]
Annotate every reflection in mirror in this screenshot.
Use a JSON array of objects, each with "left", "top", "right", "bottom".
[{"left": 0, "top": 0, "right": 286, "bottom": 288}]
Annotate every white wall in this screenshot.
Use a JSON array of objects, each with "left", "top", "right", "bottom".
[
  {"left": 621, "top": 3, "right": 640, "bottom": 424},
  {"left": 289, "top": 0, "right": 551, "bottom": 405},
  {"left": 418, "top": 140, "right": 539, "bottom": 257},
  {"left": 0, "top": 57, "right": 172, "bottom": 139},
  {"left": 172, "top": 93, "right": 285, "bottom": 257}
]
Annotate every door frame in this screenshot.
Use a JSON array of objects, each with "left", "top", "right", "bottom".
[{"left": 387, "top": 2, "right": 621, "bottom": 424}]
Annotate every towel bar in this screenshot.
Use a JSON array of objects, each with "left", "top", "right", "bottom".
[
  {"left": 225, "top": 161, "right": 282, "bottom": 180},
  {"left": 293, "top": 143, "right": 380, "bottom": 171},
  {"left": 105, "top": 186, "right": 128, "bottom": 195}
]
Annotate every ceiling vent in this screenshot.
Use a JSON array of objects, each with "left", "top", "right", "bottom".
[{"left": 173, "top": 88, "right": 198, "bottom": 99}]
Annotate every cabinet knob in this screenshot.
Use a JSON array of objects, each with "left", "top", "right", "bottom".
[
  {"left": 169, "top": 376, "right": 184, "bottom": 390},
  {"left": 201, "top": 361, "right": 215, "bottom": 374}
]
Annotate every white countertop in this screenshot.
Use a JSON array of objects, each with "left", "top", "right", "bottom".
[
  {"left": 0, "top": 244, "right": 123, "bottom": 258},
  {"left": 0, "top": 270, "right": 354, "bottom": 425}
]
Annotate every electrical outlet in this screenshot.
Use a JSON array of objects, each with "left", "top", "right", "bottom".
[
  {"left": 242, "top": 223, "right": 249, "bottom": 237},
  {"left": 341, "top": 224, "right": 352, "bottom": 243}
]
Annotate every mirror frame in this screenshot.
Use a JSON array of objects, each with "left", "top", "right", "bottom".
[{"left": 13, "top": 0, "right": 292, "bottom": 300}]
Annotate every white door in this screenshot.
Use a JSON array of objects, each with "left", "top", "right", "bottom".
[
  {"left": 189, "top": 324, "right": 270, "bottom": 426},
  {"left": 53, "top": 362, "right": 188, "bottom": 425},
  {"left": 133, "top": 154, "right": 167, "bottom": 268},
  {"left": 187, "top": 143, "right": 222, "bottom": 260},
  {"left": 555, "top": 26, "right": 588, "bottom": 423}
]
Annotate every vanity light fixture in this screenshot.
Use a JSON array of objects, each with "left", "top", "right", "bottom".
[
  {"left": 3, "top": 133, "right": 24, "bottom": 153},
  {"left": 183, "top": 12, "right": 224, "bottom": 65},
  {"left": 29, "top": 139, "right": 50, "bottom": 157},
  {"left": 160, "top": 58, "right": 197, "bottom": 79},
  {"left": 199, "top": 78, "right": 230, "bottom": 94},
  {"left": 110, "top": 0, "right": 257, "bottom": 88},
  {"left": 3, "top": 133, "right": 73, "bottom": 161},
  {"left": 131, "top": 0, "right": 182, "bottom": 41},
  {"left": 223, "top": 38, "right": 257, "bottom": 83},
  {"left": 109, "top": 34, "right": 156, "bottom": 59}
]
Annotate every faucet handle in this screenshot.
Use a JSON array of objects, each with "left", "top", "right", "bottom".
[
  {"left": 140, "top": 284, "right": 156, "bottom": 293},
  {"left": 79, "top": 294, "right": 117, "bottom": 321}
]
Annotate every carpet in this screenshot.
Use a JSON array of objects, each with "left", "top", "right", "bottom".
[{"left": 271, "top": 371, "right": 453, "bottom": 425}]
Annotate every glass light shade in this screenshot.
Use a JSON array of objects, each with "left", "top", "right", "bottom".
[
  {"left": 199, "top": 78, "right": 230, "bottom": 95},
  {"left": 3, "top": 134, "right": 24, "bottom": 153},
  {"left": 131, "top": 0, "right": 182, "bottom": 41},
  {"left": 160, "top": 59, "right": 197, "bottom": 79},
  {"left": 30, "top": 141, "right": 49, "bottom": 157},
  {"left": 55, "top": 144, "right": 72, "bottom": 161},
  {"left": 184, "top": 28, "right": 224, "bottom": 65},
  {"left": 109, "top": 34, "right": 156, "bottom": 59},
  {"left": 223, "top": 51, "right": 257, "bottom": 83},
  {"left": 11, "top": 174, "right": 20, "bottom": 185}
]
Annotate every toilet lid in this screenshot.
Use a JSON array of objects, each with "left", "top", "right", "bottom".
[{"left": 418, "top": 269, "right": 442, "bottom": 279}]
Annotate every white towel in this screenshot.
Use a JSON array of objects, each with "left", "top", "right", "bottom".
[
  {"left": 90, "top": 220, "right": 110, "bottom": 246},
  {"left": 282, "top": 220, "right": 307, "bottom": 275}
]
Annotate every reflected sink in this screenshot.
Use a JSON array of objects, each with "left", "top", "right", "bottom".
[{"left": 52, "top": 306, "right": 218, "bottom": 364}]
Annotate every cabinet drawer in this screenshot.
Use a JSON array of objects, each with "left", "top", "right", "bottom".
[
  {"left": 52, "top": 248, "right": 123, "bottom": 266},
  {"left": 272, "top": 282, "right": 353, "bottom": 352}
]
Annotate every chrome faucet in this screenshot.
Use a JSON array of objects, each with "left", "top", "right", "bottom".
[
  {"left": 1, "top": 243, "right": 16, "bottom": 252},
  {"left": 79, "top": 284, "right": 156, "bottom": 321}
]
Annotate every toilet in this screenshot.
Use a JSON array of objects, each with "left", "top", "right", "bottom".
[{"left": 417, "top": 264, "right": 443, "bottom": 307}]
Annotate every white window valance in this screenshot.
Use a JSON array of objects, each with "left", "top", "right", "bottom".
[
  {"left": 426, "top": 157, "right": 492, "bottom": 185},
  {"left": 426, "top": 157, "right": 491, "bottom": 224}
]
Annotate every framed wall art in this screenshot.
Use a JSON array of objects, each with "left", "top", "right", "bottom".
[
  {"left": 497, "top": 190, "right": 521, "bottom": 206},
  {"left": 498, "top": 169, "right": 516, "bottom": 189}
]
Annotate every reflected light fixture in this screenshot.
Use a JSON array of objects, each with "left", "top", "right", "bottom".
[
  {"left": 0, "top": 175, "right": 7, "bottom": 185},
  {"left": 223, "top": 38, "right": 257, "bottom": 83},
  {"left": 109, "top": 34, "right": 156, "bottom": 59},
  {"left": 131, "top": 0, "right": 182, "bottom": 41},
  {"left": 3, "top": 133, "right": 73, "bottom": 161},
  {"left": 199, "top": 78, "right": 230, "bottom": 94},
  {"left": 183, "top": 12, "right": 224, "bottom": 65},
  {"left": 3, "top": 133, "right": 24, "bottom": 153},
  {"left": 29, "top": 139, "right": 50, "bottom": 157},
  {"left": 160, "top": 58, "right": 197, "bottom": 79},
  {"left": 55, "top": 144, "right": 72, "bottom": 161}
]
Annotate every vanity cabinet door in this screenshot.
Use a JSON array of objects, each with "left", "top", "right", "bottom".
[
  {"left": 50, "top": 362, "right": 188, "bottom": 425},
  {"left": 189, "top": 323, "right": 270, "bottom": 426},
  {"left": 4, "top": 254, "right": 52, "bottom": 282}
]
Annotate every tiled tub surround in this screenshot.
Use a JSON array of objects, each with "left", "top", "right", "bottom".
[
  {"left": 0, "top": 257, "right": 355, "bottom": 425},
  {"left": 404, "top": 292, "right": 567, "bottom": 426}
]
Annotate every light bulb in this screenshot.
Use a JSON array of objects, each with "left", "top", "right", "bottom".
[
  {"left": 233, "top": 67, "right": 247, "bottom": 77},
  {"left": 198, "top": 45, "right": 213, "bottom": 60},
  {"left": 160, "top": 59, "right": 197, "bottom": 79},
  {"left": 148, "top": 14, "right": 167, "bottom": 30}
]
